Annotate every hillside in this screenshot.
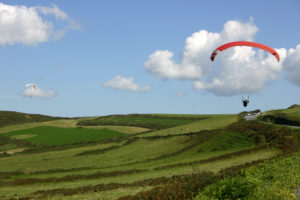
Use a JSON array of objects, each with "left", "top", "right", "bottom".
[
  {"left": 258, "top": 104, "right": 300, "bottom": 126},
  {"left": 0, "top": 110, "right": 299, "bottom": 200},
  {"left": 0, "top": 111, "right": 64, "bottom": 127}
]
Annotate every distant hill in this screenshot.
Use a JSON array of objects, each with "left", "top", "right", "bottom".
[{"left": 0, "top": 111, "right": 64, "bottom": 127}]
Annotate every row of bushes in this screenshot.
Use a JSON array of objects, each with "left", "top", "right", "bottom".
[
  {"left": 227, "top": 120, "right": 300, "bottom": 152},
  {"left": 258, "top": 114, "right": 300, "bottom": 126},
  {"left": 7, "top": 158, "right": 274, "bottom": 200},
  {"left": 9, "top": 169, "right": 147, "bottom": 186},
  {"left": 28, "top": 172, "right": 215, "bottom": 199},
  {"left": 118, "top": 157, "right": 278, "bottom": 200}
]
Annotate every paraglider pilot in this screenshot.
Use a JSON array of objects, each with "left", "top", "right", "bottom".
[{"left": 242, "top": 96, "right": 249, "bottom": 107}]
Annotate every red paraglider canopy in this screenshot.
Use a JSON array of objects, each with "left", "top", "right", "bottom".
[{"left": 210, "top": 41, "right": 280, "bottom": 62}]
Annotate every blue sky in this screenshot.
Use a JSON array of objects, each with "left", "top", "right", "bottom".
[{"left": 0, "top": 0, "right": 300, "bottom": 117}]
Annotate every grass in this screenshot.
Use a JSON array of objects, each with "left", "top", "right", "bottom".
[
  {"left": 0, "top": 119, "right": 149, "bottom": 137},
  {"left": 0, "top": 110, "right": 64, "bottom": 127},
  {"left": 194, "top": 152, "right": 300, "bottom": 200},
  {"left": 140, "top": 114, "right": 238, "bottom": 137},
  {"left": 83, "top": 125, "right": 150, "bottom": 134},
  {"left": 1, "top": 110, "right": 298, "bottom": 200},
  {"left": 77, "top": 114, "right": 208, "bottom": 129},
  {"left": 261, "top": 104, "right": 300, "bottom": 124},
  {"left": 3, "top": 126, "right": 125, "bottom": 146},
  {"left": 0, "top": 127, "right": 279, "bottom": 200},
  {"left": 199, "top": 131, "right": 255, "bottom": 152},
  {"left": 45, "top": 186, "right": 155, "bottom": 200},
  {"left": 0, "top": 150, "right": 278, "bottom": 200}
]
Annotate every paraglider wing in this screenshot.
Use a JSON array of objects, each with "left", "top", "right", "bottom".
[
  {"left": 25, "top": 83, "right": 37, "bottom": 90},
  {"left": 210, "top": 41, "right": 280, "bottom": 62}
]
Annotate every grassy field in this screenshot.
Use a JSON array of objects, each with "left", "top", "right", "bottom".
[
  {"left": 0, "top": 119, "right": 149, "bottom": 134},
  {"left": 140, "top": 114, "right": 238, "bottom": 137},
  {"left": 0, "top": 110, "right": 299, "bottom": 200},
  {"left": 2, "top": 126, "right": 126, "bottom": 146},
  {"left": 77, "top": 114, "right": 209, "bottom": 129}
]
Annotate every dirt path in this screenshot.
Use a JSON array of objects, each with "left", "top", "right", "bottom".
[
  {"left": 5, "top": 148, "right": 25, "bottom": 155},
  {"left": 296, "top": 185, "right": 300, "bottom": 200}
]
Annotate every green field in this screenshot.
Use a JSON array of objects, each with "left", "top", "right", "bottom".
[
  {"left": 140, "top": 114, "right": 238, "bottom": 137},
  {"left": 77, "top": 114, "right": 209, "bottom": 129},
  {"left": 0, "top": 119, "right": 149, "bottom": 135},
  {"left": 0, "top": 109, "right": 299, "bottom": 200},
  {"left": 3, "top": 126, "right": 125, "bottom": 146}
]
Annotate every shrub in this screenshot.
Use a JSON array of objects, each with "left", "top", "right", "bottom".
[{"left": 199, "top": 176, "right": 256, "bottom": 200}]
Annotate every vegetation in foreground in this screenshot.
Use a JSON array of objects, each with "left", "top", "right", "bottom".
[{"left": 194, "top": 152, "right": 300, "bottom": 200}]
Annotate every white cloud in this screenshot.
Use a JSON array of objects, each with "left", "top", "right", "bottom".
[
  {"left": 144, "top": 19, "right": 299, "bottom": 96},
  {"left": 144, "top": 19, "right": 258, "bottom": 81},
  {"left": 144, "top": 50, "right": 203, "bottom": 80},
  {"left": 284, "top": 44, "right": 300, "bottom": 87},
  {"left": 22, "top": 84, "right": 56, "bottom": 98},
  {"left": 103, "top": 75, "right": 151, "bottom": 92},
  {"left": 0, "top": 3, "right": 80, "bottom": 46},
  {"left": 193, "top": 47, "right": 287, "bottom": 96},
  {"left": 176, "top": 92, "right": 185, "bottom": 96},
  {"left": 36, "top": 4, "right": 68, "bottom": 20}
]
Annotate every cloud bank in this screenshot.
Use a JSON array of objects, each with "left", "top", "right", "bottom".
[
  {"left": 103, "top": 75, "right": 151, "bottom": 92},
  {"left": 0, "top": 3, "right": 80, "bottom": 46},
  {"left": 144, "top": 19, "right": 300, "bottom": 96}
]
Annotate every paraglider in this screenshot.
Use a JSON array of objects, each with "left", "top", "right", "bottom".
[
  {"left": 210, "top": 41, "right": 280, "bottom": 62},
  {"left": 25, "top": 83, "right": 37, "bottom": 98},
  {"left": 25, "top": 83, "right": 37, "bottom": 90},
  {"left": 210, "top": 41, "right": 280, "bottom": 109},
  {"left": 242, "top": 96, "right": 249, "bottom": 107}
]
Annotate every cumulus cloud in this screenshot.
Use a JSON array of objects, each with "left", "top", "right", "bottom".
[
  {"left": 144, "top": 50, "right": 203, "bottom": 80},
  {"left": 193, "top": 47, "right": 287, "bottom": 96},
  {"left": 22, "top": 84, "right": 56, "bottom": 98},
  {"left": 0, "top": 3, "right": 80, "bottom": 46},
  {"left": 103, "top": 75, "right": 151, "bottom": 92},
  {"left": 284, "top": 44, "right": 300, "bottom": 87},
  {"left": 144, "top": 19, "right": 258, "bottom": 81},
  {"left": 145, "top": 19, "right": 299, "bottom": 96}
]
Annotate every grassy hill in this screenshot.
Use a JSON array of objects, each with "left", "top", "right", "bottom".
[
  {"left": 0, "top": 109, "right": 299, "bottom": 200},
  {"left": 258, "top": 104, "right": 300, "bottom": 126},
  {"left": 0, "top": 111, "right": 64, "bottom": 127},
  {"left": 76, "top": 114, "right": 209, "bottom": 129}
]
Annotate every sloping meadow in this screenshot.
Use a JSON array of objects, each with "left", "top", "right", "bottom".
[{"left": 1, "top": 113, "right": 299, "bottom": 199}]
